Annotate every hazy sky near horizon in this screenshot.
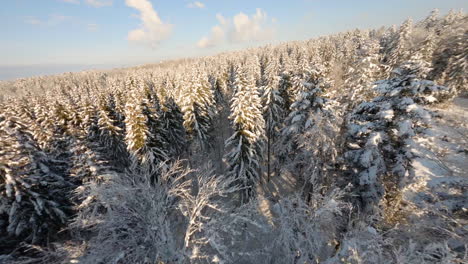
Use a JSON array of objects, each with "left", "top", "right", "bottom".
[{"left": 1, "top": 0, "right": 467, "bottom": 80}]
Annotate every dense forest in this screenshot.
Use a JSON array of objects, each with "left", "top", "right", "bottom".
[{"left": 0, "top": 9, "right": 467, "bottom": 263}]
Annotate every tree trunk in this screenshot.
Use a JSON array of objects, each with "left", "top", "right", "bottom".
[{"left": 267, "top": 129, "right": 271, "bottom": 183}]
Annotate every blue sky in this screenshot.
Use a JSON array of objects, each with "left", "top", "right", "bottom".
[{"left": 0, "top": 0, "right": 466, "bottom": 80}]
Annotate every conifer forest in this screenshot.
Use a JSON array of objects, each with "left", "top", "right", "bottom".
[{"left": 1, "top": 9, "right": 468, "bottom": 264}]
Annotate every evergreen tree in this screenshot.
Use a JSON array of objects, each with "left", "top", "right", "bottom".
[
  {"left": 0, "top": 112, "right": 73, "bottom": 246},
  {"left": 124, "top": 81, "right": 168, "bottom": 173},
  {"left": 384, "top": 19, "right": 413, "bottom": 75},
  {"left": 181, "top": 70, "right": 215, "bottom": 150},
  {"left": 343, "top": 38, "right": 383, "bottom": 107},
  {"left": 278, "top": 52, "right": 294, "bottom": 112},
  {"left": 224, "top": 67, "right": 265, "bottom": 204},
  {"left": 278, "top": 78, "right": 339, "bottom": 200},
  {"left": 345, "top": 59, "right": 452, "bottom": 212},
  {"left": 418, "top": 9, "right": 440, "bottom": 30},
  {"left": 160, "top": 97, "right": 187, "bottom": 157},
  {"left": 290, "top": 49, "right": 312, "bottom": 97},
  {"left": 444, "top": 30, "right": 468, "bottom": 93},
  {"left": 261, "top": 57, "right": 284, "bottom": 182}
]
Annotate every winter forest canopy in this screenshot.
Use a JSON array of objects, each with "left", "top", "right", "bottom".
[{"left": 0, "top": 9, "right": 468, "bottom": 264}]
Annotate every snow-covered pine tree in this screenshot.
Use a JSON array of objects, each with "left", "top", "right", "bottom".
[
  {"left": 261, "top": 56, "right": 284, "bottom": 182},
  {"left": 124, "top": 85, "right": 149, "bottom": 164},
  {"left": 343, "top": 38, "right": 383, "bottom": 107},
  {"left": 278, "top": 66, "right": 339, "bottom": 200},
  {"left": 443, "top": 30, "right": 467, "bottom": 94},
  {"left": 160, "top": 97, "right": 187, "bottom": 157},
  {"left": 80, "top": 99, "right": 99, "bottom": 138},
  {"left": 224, "top": 66, "right": 265, "bottom": 204},
  {"left": 295, "top": 103, "right": 340, "bottom": 200},
  {"left": 418, "top": 9, "right": 440, "bottom": 31},
  {"left": 210, "top": 74, "right": 227, "bottom": 107},
  {"left": 379, "top": 25, "right": 397, "bottom": 62},
  {"left": 30, "top": 99, "right": 56, "bottom": 150},
  {"left": 247, "top": 55, "right": 262, "bottom": 87},
  {"left": 141, "top": 84, "right": 170, "bottom": 161},
  {"left": 384, "top": 19, "right": 413, "bottom": 76},
  {"left": 345, "top": 57, "right": 452, "bottom": 213},
  {"left": 429, "top": 10, "right": 466, "bottom": 89},
  {"left": 290, "top": 49, "right": 312, "bottom": 97},
  {"left": 124, "top": 79, "right": 168, "bottom": 173},
  {"left": 278, "top": 51, "right": 294, "bottom": 112},
  {"left": 51, "top": 100, "right": 75, "bottom": 136},
  {"left": 438, "top": 9, "right": 464, "bottom": 35},
  {"left": 181, "top": 70, "right": 215, "bottom": 151},
  {"left": 278, "top": 56, "right": 333, "bottom": 159},
  {"left": 0, "top": 111, "right": 72, "bottom": 246},
  {"left": 97, "top": 96, "right": 128, "bottom": 165}
]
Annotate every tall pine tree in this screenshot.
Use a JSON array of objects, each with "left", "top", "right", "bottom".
[{"left": 224, "top": 67, "right": 265, "bottom": 204}]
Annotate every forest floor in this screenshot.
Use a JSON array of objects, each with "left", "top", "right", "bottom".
[
  {"left": 385, "top": 96, "right": 468, "bottom": 256},
  {"left": 406, "top": 96, "right": 468, "bottom": 218},
  {"left": 257, "top": 166, "right": 299, "bottom": 225}
]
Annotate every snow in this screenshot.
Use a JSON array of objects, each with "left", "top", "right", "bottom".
[
  {"left": 377, "top": 109, "right": 394, "bottom": 120},
  {"left": 405, "top": 97, "right": 468, "bottom": 214},
  {"left": 366, "top": 132, "right": 383, "bottom": 147},
  {"left": 398, "top": 120, "right": 414, "bottom": 137}
]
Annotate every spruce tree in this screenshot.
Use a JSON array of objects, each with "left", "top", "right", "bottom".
[
  {"left": 279, "top": 79, "right": 339, "bottom": 200},
  {"left": 124, "top": 81, "right": 168, "bottom": 174},
  {"left": 261, "top": 57, "right": 284, "bottom": 182},
  {"left": 345, "top": 59, "right": 452, "bottom": 212},
  {"left": 343, "top": 38, "right": 383, "bottom": 107},
  {"left": 384, "top": 18, "right": 413, "bottom": 75},
  {"left": 444, "top": 31, "right": 468, "bottom": 93},
  {"left": 224, "top": 67, "right": 265, "bottom": 204},
  {"left": 0, "top": 112, "right": 72, "bottom": 246},
  {"left": 160, "top": 97, "right": 187, "bottom": 157},
  {"left": 181, "top": 70, "right": 215, "bottom": 150}
]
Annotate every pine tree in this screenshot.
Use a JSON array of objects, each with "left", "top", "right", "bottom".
[
  {"left": 278, "top": 52, "right": 294, "bottom": 113},
  {"left": 290, "top": 49, "right": 312, "bottom": 97},
  {"left": 0, "top": 111, "right": 73, "bottom": 246},
  {"left": 278, "top": 76, "right": 339, "bottom": 200},
  {"left": 345, "top": 59, "right": 452, "bottom": 212},
  {"left": 124, "top": 92, "right": 150, "bottom": 165},
  {"left": 419, "top": 9, "right": 440, "bottom": 31},
  {"left": 261, "top": 57, "right": 284, "bottom": 182},
  {"left": 384, "top": 19, "right": 413, "bottom": 75},
  {"left": 343, "top": 38, "right": 383, "bottom": 107},
  {"left": 124, "top": 80, "right": 168, "bottom": 174},
  {"left": 444, "top": 30, "right": 467, "bottom": 93},
  {"left": 430, "top": 10, "right": 466, "bottom": 89},
  {"left": 279, "top": 56, "right": 333, "bottom": 157},
  {"left": 224, "top": 67, "right": 265, "bottom": 204},
  {"left": 181, "top": 70, "right": 215, "bottom": 150},
  {"left": 141, "top": 85, "right": 170, "bottom": 163},
  {"left": 160, "top": 97, "right": 187, "bottom": 157}
]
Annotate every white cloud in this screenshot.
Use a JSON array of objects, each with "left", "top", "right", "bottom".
[
  {"left": 125, "top": 0, "right": 172, "bottom": 48},
  {"left": 197, "top": 14, "right": 227, "bottom": 48},
  {"left": 87, "top": 23, "right": 99, "bottom": 32},
  {"left": 23, "top": 14, "right": 98, "bottom": 32},
  {"left": 47, "top": 14, "right": 72, "bottom": 26},
  {"left": 24, "top": 15, "right": 70, "bottom": 26},
  {"left": 59, "top": 0, "right": 80, "bottom": 4},
  {"left": 197, "top": 8, "right": 276, "bottom": 48},
  {"left": 86, "top": 0, "right": 113, "bottom": 7},
  {"left": 50, "top": 14, "right": 71, "bottom": 21},
  {"left": 187, "top": 1, "right": 205, "bottom": 9},
  {"left": 24, "top": 16, "right": 42, "bottom": 25}
]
